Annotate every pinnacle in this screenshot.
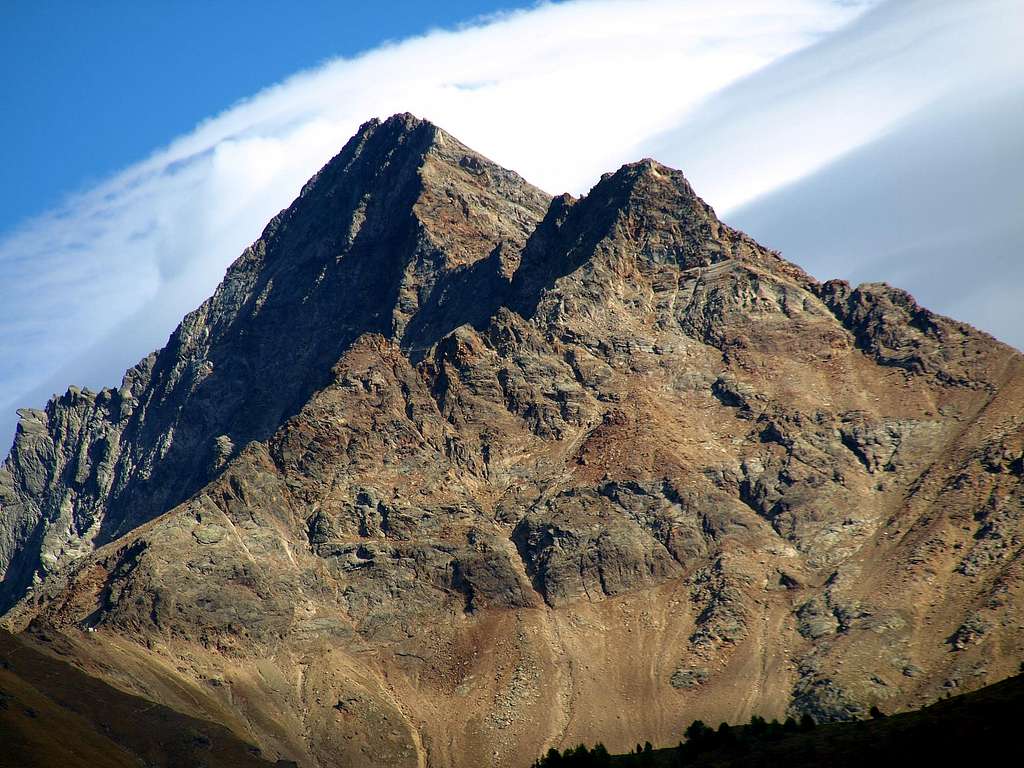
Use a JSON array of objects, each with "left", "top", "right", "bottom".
[
  {"left": 382, "top": 110, "right": 427, "bottom": 127},
  {"left": 308, "top": 113, "right": 439, "bottom": 188},
  {"left": 351, "top": 111, "right": 432, "bottom": 136},
  {"left": 592, "top": 157, "right": 703, "bottom": 207},
  {"left": 302, "top": 112, "right": 496, "bottom": 207},
  {"left": 349, "top": 112, "right": 438, "bottom": 148}
]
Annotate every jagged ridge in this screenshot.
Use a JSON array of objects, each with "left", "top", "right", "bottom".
[
  {"left": 1, "top": 115, "right": 1022, "bottom": 768},
  {"left": 0, "top": 114, "right": 550, "bottom": 609}
]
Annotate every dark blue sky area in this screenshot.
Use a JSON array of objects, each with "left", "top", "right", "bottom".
[{"left": 0, "top": 1, "right": 518, "bottom": 235}]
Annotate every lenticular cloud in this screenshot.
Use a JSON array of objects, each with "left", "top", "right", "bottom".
[
  {"left": 4, "top": 0, "right": 1021, "bottom": 452},
  {"left": 0, "top": 0, "right": 867, "bottom": 445}
]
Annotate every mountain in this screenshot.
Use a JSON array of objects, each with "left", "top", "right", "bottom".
[{"left": 1, "top": 114, "right": 1022, "bottom": 767}]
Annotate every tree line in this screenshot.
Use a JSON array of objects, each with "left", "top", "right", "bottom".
[{"left": 530, "top": 713, "right": 818, "bottom": 767}]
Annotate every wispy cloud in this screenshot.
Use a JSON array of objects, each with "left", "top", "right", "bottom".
[
  {"left": 730, "top": 83, "right": 1024, "bottom": 349},
  {"left": 4, "top": 0, "right": 1021, "bottom": 451},
  {"left": 0, "top": 0, "right": 867, "bottom": 444},
  {"left": 651, "top": 0, "right": 1023, "bottom": 211},
  {"left": 656, "top": 0, "right": 1024, "bottom": 350}
]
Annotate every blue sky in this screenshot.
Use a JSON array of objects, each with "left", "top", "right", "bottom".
[
  {"left": 0, "top": 0, "right": 513, "bottom": 234},
  {"left": 0, "top": 0, "right": 1021, "bottom": 449}
]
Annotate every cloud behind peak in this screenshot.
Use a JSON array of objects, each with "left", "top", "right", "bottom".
[{"left": 3, "top": 0, "right": 1021, "bottom": 450}]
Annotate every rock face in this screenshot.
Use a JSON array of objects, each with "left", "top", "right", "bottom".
[
  {"left": 0, "top": 114, "right": 550, "bottom": 609},
  {"left": 2, "top": 114, "right": 1023, "bottom": 767}
]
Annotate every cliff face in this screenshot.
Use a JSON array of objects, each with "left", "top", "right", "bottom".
[
  {"left": 2, "top": 115, "right": 1022, "bottom": 768},
  {"left": 0, "top": 114, "right": 550, "bottom": 610}
]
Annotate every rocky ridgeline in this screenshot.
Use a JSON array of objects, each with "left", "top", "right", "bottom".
[{"left": 1, "top": 115, "right": 1022, "bottom": 768}]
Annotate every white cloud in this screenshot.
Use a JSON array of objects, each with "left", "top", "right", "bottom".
[
  {"left": 650, "top": 0, "right": 1024, "bottom": 211},
  {"left": 0, "top": 0, "right": 868, "bottom": 446},
  {"left": 650, "top": 0, "right": 1024, "bottom": 350},
  {"left": 728, "top": 81, "right": 1024, "bottom": 350},
  {"left": 3, "top": 0, "right": 1021, "bottom": 450}
]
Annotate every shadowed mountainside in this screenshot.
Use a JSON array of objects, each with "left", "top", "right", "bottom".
[{"left": 0, "top": 630, "right": 274, "bottom": 768}]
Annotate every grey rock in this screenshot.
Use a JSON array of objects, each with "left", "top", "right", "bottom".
[{"left": 669, "top": 667, "right": 709, "bottom": 689}]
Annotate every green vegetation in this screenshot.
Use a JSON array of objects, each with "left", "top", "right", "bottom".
[{"left": 531, "top": 743, "right": 611, "bottom": 767}]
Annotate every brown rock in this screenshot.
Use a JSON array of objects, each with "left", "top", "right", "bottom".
[{"left": 2, "top": 115, "right": 1023, "bottom": 766}]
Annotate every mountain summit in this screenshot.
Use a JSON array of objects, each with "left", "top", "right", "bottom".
[
  {"left": 2, "top": 116, "right": 1022, "bottom": 767},
  {"left": 0, "top": 113, "right": 550, "bottom": 609}
]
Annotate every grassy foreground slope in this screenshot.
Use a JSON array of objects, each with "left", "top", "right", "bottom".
[{"left": 0, "top": 631, "right": 274, "bottom": 768}]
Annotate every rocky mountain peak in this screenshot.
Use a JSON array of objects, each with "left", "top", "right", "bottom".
[
  {"left": 509, "top": 155, "right": 790, "bottom": 322},
  {"left": 0, "top": 114, "right": 550, "bottom": 609},
  {"left": 1, "top": 116, "right": 1023, "bottom": 768}
]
